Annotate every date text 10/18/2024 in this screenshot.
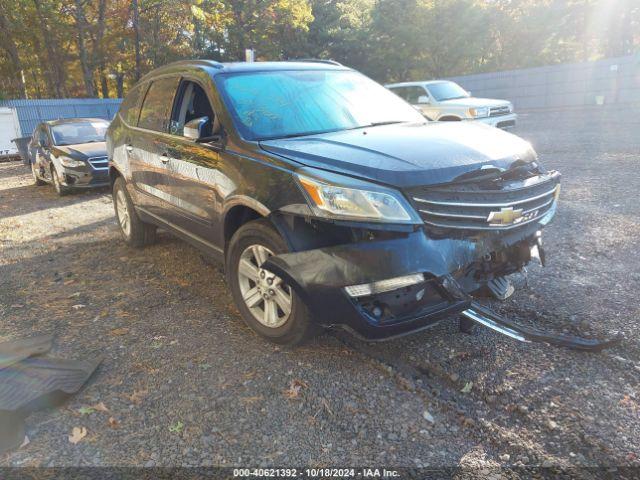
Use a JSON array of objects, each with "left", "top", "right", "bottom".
[{"left": 233, "top": 468, "right": 400, "bottom": 478}]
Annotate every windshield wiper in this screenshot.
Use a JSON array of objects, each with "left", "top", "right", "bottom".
[
  {"left": 369, "top": 120, "right": 405, "bottom": 127},
  {"left": 346, "top": 121, "right": 406, "bottom": 131}
]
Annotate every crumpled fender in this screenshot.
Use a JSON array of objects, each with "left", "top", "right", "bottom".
[{"left": 263, "top": 229, "right": 481, "bottom": 325}]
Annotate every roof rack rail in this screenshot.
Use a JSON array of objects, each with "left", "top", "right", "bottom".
[
  {"left": 286, "top": 58, "right": 343, "bottom": 66},
  {"left": 180, "top": 59, "right": 224, "bottom": 69}
]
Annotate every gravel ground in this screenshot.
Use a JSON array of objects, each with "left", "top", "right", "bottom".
[{"left": 1, "top": 107, "right": 639, "bottom": 473}]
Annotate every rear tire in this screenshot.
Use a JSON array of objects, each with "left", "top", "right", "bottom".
[
  {"left": 112, "top": 176, "right": 157, "bottom": 247},
  {"left": 226, "top": 218, "right": 319, "bottom": 346},
  {"left": 31, "top": 162, "right": 46, "bottom": 186}
]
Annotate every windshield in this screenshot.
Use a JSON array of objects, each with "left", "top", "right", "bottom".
[
  {"left": 51, "top": 121, "right": 109, "bottom": 146},
  {"left": 217, "top": 70, "right": 425, "bottom": 141},
  {"left": 426, "top": 81, "right": 470, "bottom": 102}
]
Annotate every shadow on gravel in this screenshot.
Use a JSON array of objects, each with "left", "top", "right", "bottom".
[{"left": 0, "top": 187, "right": 110, "bottom": 220}]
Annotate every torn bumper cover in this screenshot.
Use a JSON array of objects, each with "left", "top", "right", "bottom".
[
  {"left": 462, "top": 303, "right": 621, "bottom": 352},
  {"left": 263, "top": 221, "right": 620, "bottom": 350},
  {"left": 264, "top": 222, "right": 542, "bottom": 340}
]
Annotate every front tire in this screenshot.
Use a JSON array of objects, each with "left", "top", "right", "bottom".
[
  {"left": 226, "top": 219, "right": 318, "bottom": 345},
  {"left": 31, "top": 162, "right": 46, "bottom": 186},
  {"left": 112, "top": 176, "right": 157, "bottom": 247},
  {"left": 51, "top": 166, "right": 69, "bottom": 195}
]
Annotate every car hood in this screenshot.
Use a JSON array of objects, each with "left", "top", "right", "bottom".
[
  {"left": 259, "top": 122, "right": 536, "bottom": 188},
  {"left": 440, "top": 97, "right": 511, "bottom": 108},
  {"left": 52, "top": 142, "right": 107, "bottom": 160}
]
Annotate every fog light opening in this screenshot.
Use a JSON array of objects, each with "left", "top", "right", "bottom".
[{"left": 344, "top": 273, "right": 425, "bottom": 298}]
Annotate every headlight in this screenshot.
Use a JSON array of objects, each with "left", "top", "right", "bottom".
[
  {"left": 469, "top": 107, "right": 489, "bottom": 118},
  {"left": 58, "top": 156, "right": 86, "bottom": 168},
  {"left": 296, "top": 174, "right": 419, "bottom": 224}
]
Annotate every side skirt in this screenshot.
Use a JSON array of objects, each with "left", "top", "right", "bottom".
[{"left": 136, "top": 207, "right": 224, "bottom": 263}]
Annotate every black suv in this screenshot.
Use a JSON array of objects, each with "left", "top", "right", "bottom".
[
  {"left": 30, "top": 118, "right": 110, "bottom": 195},
  {"left": 107, "top": 60, "right": 560, "bottom": 345}
]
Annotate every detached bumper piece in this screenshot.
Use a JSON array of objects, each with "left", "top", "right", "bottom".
[
  {"left": 0, "top": 333, "right": 53, "bottom": 370},
  {"left": 462, "top": 302, "right": 622, "bottom": 352},
  {"left": 0, "top": 334, "right": 101, "bottom": 454}
]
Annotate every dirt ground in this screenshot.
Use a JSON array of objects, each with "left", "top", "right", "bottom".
[{"left": 1, "top": 107, "right": 639, "bottom": 474}]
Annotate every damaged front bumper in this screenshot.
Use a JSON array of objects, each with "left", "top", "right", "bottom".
[{"left": 264, "top": 217, "right": 548, "bottom": 341}]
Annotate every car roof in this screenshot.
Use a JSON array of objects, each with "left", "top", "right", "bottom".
[
  {"left": 44, "top": 118, "right": 109, "bottom": 127},
  {"left": 140, "top": 59, "right": 350, "bottom": 82},
  {"left": 385, "top": 80, "right": 452, "bottom": 88}
]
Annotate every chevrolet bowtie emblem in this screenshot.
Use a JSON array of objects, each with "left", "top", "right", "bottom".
[{"left": 487, "top": 207, "right": 524, "bottom": 225}]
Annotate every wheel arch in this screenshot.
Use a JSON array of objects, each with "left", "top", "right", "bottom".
[
  {"left": 109, "top": 165, "right": 123, "bottom": 188},
  {"left": 438, "top": 115, "right": 463, "bottom": 121},
  {"left": 223, "top": 197, "right": 271, "bottom": 252}
]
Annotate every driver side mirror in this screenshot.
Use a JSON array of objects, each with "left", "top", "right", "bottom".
[
  {"left": 417, "top": 95, "right": 430, "bottom": 105},
  {"left": 183, "top": 116, "right": 210, "bottom": 141}
]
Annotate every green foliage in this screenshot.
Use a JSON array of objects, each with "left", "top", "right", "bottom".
[{"left": 0, "top": 0, "right": 637, "bottom": 99}]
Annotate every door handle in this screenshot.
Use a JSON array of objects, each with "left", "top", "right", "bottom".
[{"left": 125, "top": 145, "right": 134, "bottom": 152}]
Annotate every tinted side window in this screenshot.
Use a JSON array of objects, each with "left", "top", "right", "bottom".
[
  {"left": 119, "top": 85, "right": 144, "bottom": 126},
  {"left": 138, "top": 77, "right": 181, "bottom": 132},
  {"left": 39, "top": 126, "right": 50, "bottom": 146},
  {"left": 391, "top": 86, "right": 427, "bottom": 104}
]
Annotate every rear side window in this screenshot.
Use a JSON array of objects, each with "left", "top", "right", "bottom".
[
  {"left": 138, "top": 76, "right": 181, "bottom": 132},
  {"left": 119, "top": 85, "right": 144, "bottom": 126}
]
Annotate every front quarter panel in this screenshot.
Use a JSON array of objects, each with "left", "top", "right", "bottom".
[{"left": 217, "top": 141, "right": 310, "bottom": 244}]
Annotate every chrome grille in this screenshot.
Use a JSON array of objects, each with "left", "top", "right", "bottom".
[
  {"left": 409, "top": 171, "right": 560, "bottom": 231},
  {"left": 489, "top": 106, "right": 511, "bottom": 117},
  {"left": 88, "top": 156, "right": 108, "bottom": 171}
]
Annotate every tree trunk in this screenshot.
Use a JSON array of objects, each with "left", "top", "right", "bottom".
[
  {"left": 32, "top": 0, "right": 68, "bottom": 97},
  {"left": 74, "top": 0, "right": 95, "bottom": 97},
  {"left": 116, "top": 73, "right": 124, "bottom": 98},
  {"left": 0, "top": 6, "right": 27, "bottom": 98},
  {"left": 132, "top": 0, "right": 141, "bottom": 80},
  {"left": 99, "top": 70, "right": 109, "bottom": 98},
  {"left": 93, "top": 0, "right": 108, "bottom": 97}
]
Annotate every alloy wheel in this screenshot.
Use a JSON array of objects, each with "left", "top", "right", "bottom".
[
  {"left": 115, "top": 189, "right": 131, "bottom": 238},
  {"left": 237, "top": 244, "right": 292, "bottom": 328},
  {"left": 52, "top": 169, "right": 61, "bottom": 193}
]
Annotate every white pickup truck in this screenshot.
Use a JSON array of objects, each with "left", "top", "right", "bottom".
[{"left": 386, "top": 80, "right": 517, "bottom": 129}]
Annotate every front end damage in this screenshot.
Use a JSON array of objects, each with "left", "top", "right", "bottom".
[{"left": 264, "top": 169, "right": 620, "bottom": 351}]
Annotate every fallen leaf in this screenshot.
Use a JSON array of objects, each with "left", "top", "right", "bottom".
[
  {"left": 168, "top": 421, "right": 184, "bottom": 433},
  {"left": 423, "top": 410, "right": 435, "bottom": 423},
  {"left": 283, "top": 379, "right": 308, "bottom": 399},
  {"left": 72, "top": 304, "right": 86, "bottom": 310},
  {"left": 108, "top": 417, "right": 118, "bottom": 428},
  {"left": 68, "top": 426, "right": 87, "bottom": 444},
  {"left": 461, "top": 382, "right": 473, "bottom": 393},
  {"left": 92, "top": 402, "right": 109, "bottom": 412},
  {"left": 128, "top": 389, "right": 148, "bottom": 404},
  {"left": 78, "top": 406, "right": 95, "bottom": 415},
  {"left": 110, "top": 327, "right": 129, "bottom": 335}
]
